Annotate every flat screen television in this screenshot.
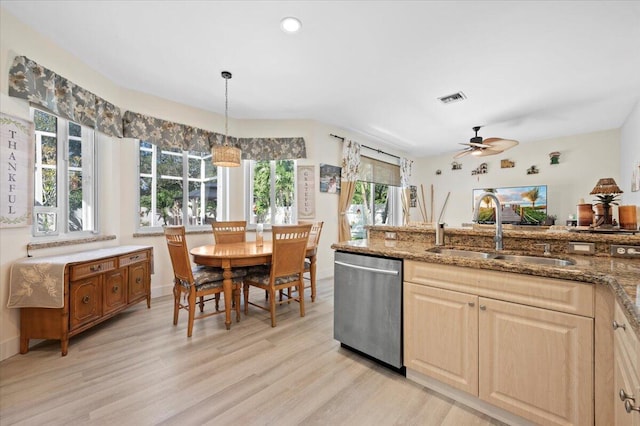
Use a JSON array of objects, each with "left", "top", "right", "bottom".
[{"left": 472, "top": 185, "right": 548, "bottom": 225}]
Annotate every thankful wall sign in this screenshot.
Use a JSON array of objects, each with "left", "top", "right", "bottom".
[{"left": 1, "top": 113, "right": 33, "bottom": 228}]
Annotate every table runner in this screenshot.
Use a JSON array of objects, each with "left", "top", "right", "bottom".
[{"left": 7, "top": 246, "right": 152, "bottom": 309}]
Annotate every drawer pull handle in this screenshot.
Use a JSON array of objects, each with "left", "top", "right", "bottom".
[
  {"left": 620, "top": 388, "right": 635, "bottom": 402},
  {"left": 130, "top": 255, "right": 140, "bottom": 261},
  {"left": 625, "top": 399, "right": 640, "bottom": 414},
  {"left": 89, "top": 265, "right": 102, "bottom": 272},
  {"left": 612, "top": 320, "right": 627, "bottom": 331},
  {"left": 468, "top": 302, "right": 475, "bottom": 307},
  {"left": 479, "top": 305, "right": 486, "bottom": 311},
  {"left": 82, "top": 295, "right": 90, "bottom": 304},
  {"left": 112, "top": 286, "right": 119, "bottom": 293}
]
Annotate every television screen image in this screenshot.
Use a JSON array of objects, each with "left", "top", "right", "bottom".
[{"left": 472, "top": 185, "right": 548, "bottom": 225}]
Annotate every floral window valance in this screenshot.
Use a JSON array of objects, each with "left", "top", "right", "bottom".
[
  {"left": 8, "top": 55, "right": 306, "bottom": 158},
  {"left": 122, "top": 111, "right": 218, "bottom": 152},
  {"left": 239, "top": 137, "right": 307, "bottom": 160},
  {"left": 8, "top": 55, "right": 123, "bottom": 138}
]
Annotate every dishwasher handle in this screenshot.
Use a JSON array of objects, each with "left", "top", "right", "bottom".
[{"left": 334, "top": 260, "right": 400, "bottom": 276}]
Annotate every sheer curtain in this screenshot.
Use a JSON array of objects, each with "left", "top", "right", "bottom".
[{"left": 338, "top": 140, "right": 360, "bottom": 242}]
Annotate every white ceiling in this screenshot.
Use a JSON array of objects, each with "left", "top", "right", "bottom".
[{"left": 3, "top": 1, "right": 640, "bottom": 158}]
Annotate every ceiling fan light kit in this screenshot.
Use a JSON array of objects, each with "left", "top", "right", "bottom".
[{"left": 454, "top": 126, "right": 518, "bottom": 159}]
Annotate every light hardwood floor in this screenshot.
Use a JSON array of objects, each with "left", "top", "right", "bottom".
[{"left": 0, "top": 278, "right": 507, "bottom": 426}]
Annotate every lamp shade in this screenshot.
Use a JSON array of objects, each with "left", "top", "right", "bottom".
[
  {"left": 589, "top": 178, "right": 623, "bottom": 195},
  {"left": 212, "top": 145, "right": 241, "bottom": 167}
]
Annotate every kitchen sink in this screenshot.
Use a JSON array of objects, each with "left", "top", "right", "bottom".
[
  {"left": 427, "top": 247, "right": 575, "bottom": 266},
  {"left": 493, "top": 254, "right": 576, "bottom": 267},
  {"left": 427, "top": 247, "right": 495, "bottom": 259}
]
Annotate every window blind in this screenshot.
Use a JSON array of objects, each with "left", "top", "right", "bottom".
[{"left": 359, "top": 155, "right": 401, "bottom": 187}]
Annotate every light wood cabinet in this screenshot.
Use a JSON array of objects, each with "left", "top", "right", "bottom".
[
  {"left": 19, "top": 246, "right": 152, "bottom": 356},
  {"left": 478, "top": 297, "right": 593, "bottom": 425},
  {"left": 404, "top": 283, "right": 478, "bottom": 395},
  {"left": 404, "top": 260, "right": 594, "bottom": 426},
  {"left": 613, "top": 300, "right": 640, "bottom": 425}
]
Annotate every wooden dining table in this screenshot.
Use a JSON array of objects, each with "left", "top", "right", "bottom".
[{"left": 190, "top": 240, "right": 317, "bottom": 329}]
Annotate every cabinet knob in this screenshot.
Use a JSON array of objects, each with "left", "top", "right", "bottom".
[
  {"left": 82, "top": 295, "right": 90, "bottom": 304},
  {"left": 613, "top": 320, "right": 627, "bottom": 331},
  {"left": 136, "top": 277, "right": 142, "bottom": 284},
  {"left": 479, "top": 305, "right": 487, "bottom": 311},
  {"left": 90, "top": 265, "right": 102, "bottom": 272},
  {"left": 620, "top": 388, "right": 636, "bottom": 402},
  {"left": 112, "top": 286, "right": 119, "bottom": 293},
  {"left": 625, "top": 399, "right": 640, "bottom": 414},
  {"left": 468, "top": 302, "right": 475, "bottom": 307}
]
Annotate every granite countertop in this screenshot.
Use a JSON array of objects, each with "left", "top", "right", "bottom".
[{"left": 331, "top": 237, "right": 640, "bottom": 339}]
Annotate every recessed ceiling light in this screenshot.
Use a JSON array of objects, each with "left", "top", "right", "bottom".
[{"left": 280, "top": 17, "right": 302, "bottom": 34}]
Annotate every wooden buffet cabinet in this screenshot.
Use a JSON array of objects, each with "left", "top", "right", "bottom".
[
  {"left": 19, "top": 246, "right": 153, "bottom": 356},
  {"left": 404, "top": 260, "right": 595, "bottom": 426}
]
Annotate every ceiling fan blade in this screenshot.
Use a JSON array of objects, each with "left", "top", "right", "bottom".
[
  {"left": 484, "top": 138, "right": 519, "bottom": 150},
  {"left": 474, "top": 147, "right": 504, "bottom": 157},
  {"left": 460, "top": 142, "right": 492, "bottom": 148},
  {"left": 454, "top": 149, "right": 472, "bottom": 159}
]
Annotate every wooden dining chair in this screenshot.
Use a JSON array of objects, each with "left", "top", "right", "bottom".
[
  {"left": 243, "top": 224, "right": 312, "bottom": 327},
  {"left": 163, "top": 225, "right": 245, "bottom": 336},
  {"left": 299, "top": 221, "right": 324, "bottom": 302},
  {"left": 211, "top": 220, "right": 247, "bottom": 244}
]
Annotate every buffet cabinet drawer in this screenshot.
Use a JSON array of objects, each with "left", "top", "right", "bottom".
[
  {"left": 119, "top": 250, "right": 148, "bottom": 267},
  {"left": 70, "top": 258, "right": 116, "bottom": 281}
]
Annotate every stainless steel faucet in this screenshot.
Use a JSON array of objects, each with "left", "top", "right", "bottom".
[{"left": 474, "top": 192, "right": 503, "bottom": 250}]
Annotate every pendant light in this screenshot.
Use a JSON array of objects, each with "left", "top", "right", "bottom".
[{"left": 212, "top": 71, "right": 241, "bottom": 167}]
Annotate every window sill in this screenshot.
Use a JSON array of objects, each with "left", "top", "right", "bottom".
[{"left": 27, "top": 234, "right": 116, "bottom": 251}]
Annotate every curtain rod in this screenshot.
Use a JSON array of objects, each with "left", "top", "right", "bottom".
[{"left": 330, "top": 133, "right": 401, "bottom": 160}]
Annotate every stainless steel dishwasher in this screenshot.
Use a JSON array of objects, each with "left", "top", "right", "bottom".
[{"left": 334, "top": 251, "right": 403, "bottom": 372}]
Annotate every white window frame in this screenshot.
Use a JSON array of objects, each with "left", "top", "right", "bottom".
[
  {"left": 31, "top": 107, "right": 98, "bottom": 238},
  {"left": 136, "top": 141, "right": 223, "bottom": 232},
  {"left": 244, "top": 159, "right": 297, "bottom": 228}
]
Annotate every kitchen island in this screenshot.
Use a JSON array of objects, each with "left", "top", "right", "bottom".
[{"left": 332, "top": 226, "right": 640, "bottom": 426}]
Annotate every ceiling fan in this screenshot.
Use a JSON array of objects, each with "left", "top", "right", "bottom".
[{"left": 454, "top": 126, "right": 519, "bottom": 159}]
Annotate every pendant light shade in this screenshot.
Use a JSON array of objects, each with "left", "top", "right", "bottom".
[{"left": 212, "top": 71, "right": 241, "bottom": 167}]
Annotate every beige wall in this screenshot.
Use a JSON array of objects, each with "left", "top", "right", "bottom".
[{"left": 410, "top": 129, "right": 621, "bottom": 228}]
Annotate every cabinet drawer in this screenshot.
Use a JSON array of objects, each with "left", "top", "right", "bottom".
[
  {"left": 614, "top": 301, "right": 640, "bottom": 378},
  {"left": 118, "top": 250, "right": 148, "bottom": 267},
  {"left": 70, "top": 258, "right": 116, "bottom": 281},
  {"left": 405, "top": 261, "right": 594, "bottom": 317}
]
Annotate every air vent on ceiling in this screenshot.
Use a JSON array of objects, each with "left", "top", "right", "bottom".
[{"left": 438, "top": 91, "right": 467, "bottom": 104}]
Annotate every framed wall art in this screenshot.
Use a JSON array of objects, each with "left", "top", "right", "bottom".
[
  {"left": 297, "top": 165, "right": 316, "bottom": 219},
  {"left": 1, "top": 113, "right": 34, "bottom": 228},
  {"left": 319, "top": 163, "right": 341, "bottom": 193}
]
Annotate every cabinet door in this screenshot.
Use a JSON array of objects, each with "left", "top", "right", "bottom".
[
  {"left": 127, "top": 261, "right": 148, "bottom": 304},
  {"left": 404, "top": 283, "right": 478, "bottom": 395},
  {"left": 70, "top": 277, "right": 102, "bottom": 330},
  {"left": 479, "top": 297, "right": 594, "bottom": 426},
  {"left": 103, "top": 267, "right": 127, "bottom": 314}
]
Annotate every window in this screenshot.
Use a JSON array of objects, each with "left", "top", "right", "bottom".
[
  {"left": 32, "top": 108, "right": 97, "bottom": 236},
  {"left": 347, "top": 156, "right": 401, "bottom": 240},
  {"left": 246, "top": 160, "right": 296, "bottom": 226},
  {"left": 138, "top": 141, "right": 218, "bottom": 229}
]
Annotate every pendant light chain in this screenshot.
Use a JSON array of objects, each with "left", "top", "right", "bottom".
[{"left": 212, "top": 70, "right": 240, "bottom": 167}]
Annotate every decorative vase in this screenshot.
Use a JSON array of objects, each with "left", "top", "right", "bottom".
[{"left": 594, "top": 203, "right": 613, "bottom": 227}]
